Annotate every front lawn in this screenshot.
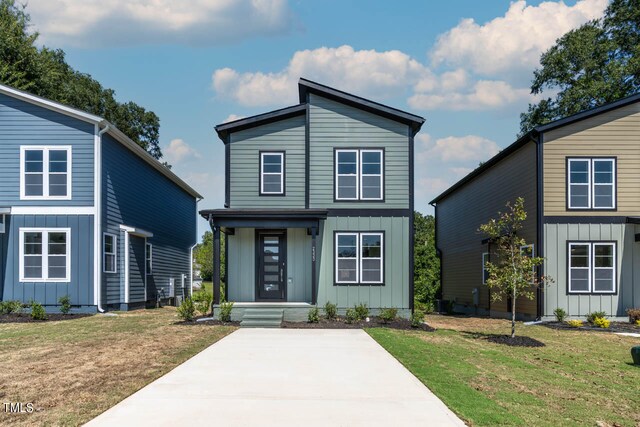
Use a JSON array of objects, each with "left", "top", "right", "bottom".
[
  {"left": 368, "top": 315, "right": 640, "bottom": 427},
  {"left": 0, "top": 307, "right": 235, "bottom": 426}
]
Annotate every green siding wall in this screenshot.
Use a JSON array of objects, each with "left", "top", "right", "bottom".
[
  {"left": 308, "top": 94, "right": 410, "bottom": 209},
  {"left": 543, "top": 223, "right": 640, "bottom": 317},
  {"left": 229, "top": 116, "right": 305, "bottom": 208},
  {"left": 316, "top": 216, "right": 410, "bottom": 310}
]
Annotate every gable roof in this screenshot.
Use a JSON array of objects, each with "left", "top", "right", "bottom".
[
  {"left": 0, "top": 83, "right": 202, "bottom": 199},
  {"left": 214, "top": 78, "right": 426, "bottom": 141},
  {"left": 430, "top": 92, "right": 640, "bottom": 205}
]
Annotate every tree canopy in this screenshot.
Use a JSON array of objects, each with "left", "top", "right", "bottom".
[
  {"left": 520, "top": 0, "right": 640, "bottom": 134},
  {"left": 0, "top": 0, "right": 163, "bottom": 159},
  {"left": 414, "top": 212, "right": 440, "bottom": 311}
]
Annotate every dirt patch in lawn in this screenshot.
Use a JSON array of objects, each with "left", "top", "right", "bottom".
[
  {"left": 282, "top": 317, "right": 435, "bottom": 331},
  {"left": 0, "top": 313, "right": 92, "bottom": 323}
]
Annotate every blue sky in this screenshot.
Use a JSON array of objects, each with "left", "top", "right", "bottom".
[{"left": 24, "top": 0, "right": 608, "bottom": 237}]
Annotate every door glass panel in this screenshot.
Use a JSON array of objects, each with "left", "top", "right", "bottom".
[
  {"left": 264, "top": 255, "right": 279, "bottom": 263},
  {"left": 264, "top": 246, "right": 279, "bottom": 254},
  {"left": 264, "top": 264, "right": 279, "bottom": 273},
  {"left": 264, "top": 237, "right": 279, "bottom": 244}
]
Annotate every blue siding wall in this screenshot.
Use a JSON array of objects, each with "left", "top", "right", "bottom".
[
  {"left": 0, "top": 214, "right": 94, "bottom": 308},
  {"left": 102, "top": 134, "right": 197, "bottom": 304},
  {"left": 129, "top": 235, "right": 146, "bottom": 303},
  {"left": 0, "top": 93, "right": 94, "bottom": 206}
]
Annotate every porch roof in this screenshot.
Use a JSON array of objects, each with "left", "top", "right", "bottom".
[{"left": 199, "top": 208, "right": 327, "bottom": 229}]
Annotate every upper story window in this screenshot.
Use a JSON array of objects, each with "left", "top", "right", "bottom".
[
  {"left": 260, "top": 152, "right": 285, "bottom": 195},
  {"left": 335, "top": 149, "right": 383, "bottom": 201},
  {"left": 567, "top": 158, "right": 615, "bottom": 209},
  {"left": 19, "top": 228, "right": 70, "bottom": 282},
  {"left": 20, "top": 146, "right": 72, "bottom": 200},
  {"left": 568, "top": 242, "right": 616, "bottom": 294}
]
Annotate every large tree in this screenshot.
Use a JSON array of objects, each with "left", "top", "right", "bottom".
[
  {"left": 414, "top": 211, "right": 440, "bottom": 311},
  {"left": 0, "top": 0, "right": 163, "bottom": 159},
  {"left": 520, "top": 0, "right": 640, "bottom": 134},
  {"left": 193, "top": 230, "right": 225, "bottom": 285}
]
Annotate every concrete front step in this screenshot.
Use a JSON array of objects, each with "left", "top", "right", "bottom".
[{"left": 240, "top": 308, "right": 284, "bottom": 328}]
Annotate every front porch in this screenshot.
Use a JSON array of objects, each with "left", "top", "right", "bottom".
[{"left": 212, "top": 302, "right": 314, "bottom": 323}]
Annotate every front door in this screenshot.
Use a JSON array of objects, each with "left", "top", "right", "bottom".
[{"left": 256, "top": 230, "right": 287, "bottom": 301}]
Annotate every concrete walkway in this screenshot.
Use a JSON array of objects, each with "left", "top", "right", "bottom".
[{"left": 86, "top": 329, "right": 465, "bottom": 426}]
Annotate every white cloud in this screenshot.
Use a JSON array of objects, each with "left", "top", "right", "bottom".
[
  {"left": 416, "top": 178, "right": 451, "bottom": 199},
  {"left": 212, "top": 45, "right": 431, "bottom": 107},
  {"left": 222, "top": 114, "right": 246, "bottom": 123},
  {"left": 164, "top": 139, "right": 200, "bottom": 164},
  {"left": 430, "top": 0, "right": 607, "bottom": 76},
  {"left": 450, "top": 167, "right": 473, "bottom": 177},
  {"left": 423, "top": 135, "right": 500, "bottom": 163},
  {"left": 27, "top": 0, "right": 295, "bottom": 47}
]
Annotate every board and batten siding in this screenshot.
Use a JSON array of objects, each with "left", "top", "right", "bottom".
[
  {"left": 543, "top": 223, "right": 639, "bottom": 317},
  {"left": 229, "top": 115, "right": 305, "bottom": 208},
  {"left": 0, "top": 214, "right": 94, "bottom": 308},
  {"left": 0, "top": 93, "right": 94, "bottom": 206},
  {"left": 308, "top": 94, "right": 410, "bottom": 209},
  {"left": 436, "top": 141, "right": 538, "bottom": 317},
  {"left": 226, "top": 227, "right": 312, "bottom": 302},
  {"left": 316, "top": 216, "right": 410, "bottom": 313},
  {"left": 543, "top": 101, "right": 640, "bottom": 216},
  {"left": 102, "top": 134, "right": 197, "bottom": 305}
]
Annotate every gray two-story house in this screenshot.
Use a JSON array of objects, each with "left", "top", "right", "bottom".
[
  {"left": 201, "top": 78, "right": 424, "bottom": 323},
  {"left": 0, "top": 83, "right": 201, "bottom": 312}
]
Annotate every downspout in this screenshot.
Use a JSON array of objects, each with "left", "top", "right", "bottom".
[
  {"left": 189, "top": 243, "right": 197, "bottom": 297},
  {"left": 95, "top": 123, "right": 110, "bottom": 313}
]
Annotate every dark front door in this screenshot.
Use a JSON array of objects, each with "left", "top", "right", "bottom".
[{"left": 256, "top": 230, "right": 287, "bottom": 301}]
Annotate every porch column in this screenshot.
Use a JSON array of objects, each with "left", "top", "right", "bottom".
[
  {"left": 212, "top": 223, "right": 221, "bottom": 305},
  {"left": 311, "top": 226, "right": 317, "bottom": 305}
]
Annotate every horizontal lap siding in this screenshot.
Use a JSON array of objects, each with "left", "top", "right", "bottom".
[
  {"left": 229, "top": 116, "right": 305, "bottom": 208},
  {"left": 543, "top": 102, "right": 640, "bottom": 216},
  {"left": 102, "top": 134, "right": 197, "bottom": 305},
  {"left": 0, "top": 93, "right": 94, "bottom": 206},
  {"left": 543, "top": 223, "right": 637, "bottom": 317},
  {"left": 1, "top": 214, "right": 93, "bottom": 307},
  {"left": 437, "top": 141, "right": 538, "bottom": 317},
  {"left": 308, "top": 94, "right": 409, "bottom": 209},
  {"left": 317, "top": 216, "right": 409, "bottom": 310}
]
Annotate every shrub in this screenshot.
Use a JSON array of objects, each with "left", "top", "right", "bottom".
[
  {"left": 636, "top": 319, "right": 640, "bottom": 326},
  {"left": 593, "top": 317, "right": 610, "bottom": 328},
  {"left": 379, "top": 307, "right": 397, "bottom": 324},
  {"left": 30, "top": 301, "right": 46, "bottom": 320},
  {"left": 192, "top": 290, "right": 213, "bottom": 316},
  {"left": 58, "top": 295, "right": 71, "bottom": 314},
  {"left": 177, "top": 298, "right": 196, "bottom": 321},
  {"left": 627, "top": 308, "right": 640, "bottom": 324},
  {"left": 345, "top": 308, "right": 358, "bottom": 324},
  {"left": 566, "top": 319, "right": 583, "bottom": 328},
  {"left": 586, "top": 311, "right": 607, "bottom": 324},
  {"left": 411, "top": 310, "right": 425, "bottom": 328},
  {"left": 219, "top": 301, "right": 234, "bottom": 322},
  {"left": 354, "top": 303, "right": 369, "bottom": 321},
  {"left": 324, "top": 301, "right": 337, "bottom": 320},
  {"left": 553, "top": 308, "right": 567, "bottom": 323},
  {"left": 0, "top": 300, "right": 23, "bottom": 315},
  {"left": 308, "top": 307, "right": 319, "bottom": 323}
]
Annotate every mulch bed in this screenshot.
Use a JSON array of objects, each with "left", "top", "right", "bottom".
[
  {"left": 0, "top": 313, "right": 92, "bottom": 323},
  {"left": 180, "top": 318, "right": 240, "bottom": 326},
  {"left": 282, "top": 316, "right": 436, "bottom": 331},
  {"left": 543, "top": 321, "right": 640, "bottom": 334},
  {"left": 486, "top": 334, "right": 546, "bottom": 347}
]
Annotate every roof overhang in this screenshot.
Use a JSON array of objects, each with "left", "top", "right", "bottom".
[
  {"left": 120, "top": 224, "right": 154, "bottom": 238},
  {"left": 0, "top": 207, "right": 11, "bottom": 215},
  {"left": 200, "top": 209, "right": 327, "bottom": 229},
  {"left": 214, "top": 104, "right": 307, "bottom": 143}
]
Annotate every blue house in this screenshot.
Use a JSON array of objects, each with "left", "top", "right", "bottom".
[{"left": 0, "top": 83, "right": 201, "bottom": 312}]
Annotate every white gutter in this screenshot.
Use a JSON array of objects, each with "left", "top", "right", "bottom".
[{"left": 95, "top": 123, "right": 110, "bottom": 313}]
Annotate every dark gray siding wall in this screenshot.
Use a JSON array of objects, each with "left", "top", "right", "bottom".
[
  {"left": 308, "top": 94, "right": 410, "bottom": 209},
  {"left": 102, "top": 134, "right": 197, "bottom": 305},
  {"left": 229, "top": 115, "right": 306, "bottom": 208},
  {"left": 129, "top": 235, "right": 146, "bottom": 303},
  {"left": 0, "top": 214, "right": 94, "bottom": 308},
  {"left": 0, "top": 93, "right": 94, "bottom": 206}
]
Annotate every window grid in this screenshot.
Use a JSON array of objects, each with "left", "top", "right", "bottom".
[
  {"left": 19, "top": 228, "right": 70, "bottom": 282},
  {"left": 567, "top": 158, "right": 615, "bottom": 209},
  {"left": 260, "top": 152, "right": 284, "bottom": 195},
  {"left": 568, "top": 242, "right": 616, "bottom": 294},
  {"left": 335, "top": 149, "right": 383, "bottom": 201},
  {"left": 103, "top": 233, "right": 117, "bottom": 274},
  {"left": 146, "top": 243, "right": 153, "bottom": 275},
  {"left": 335, "top": 232, "right": 384, "bottom": 284},
  {"left": 20, "top": 146, "right": 72, "bottom": 200}
]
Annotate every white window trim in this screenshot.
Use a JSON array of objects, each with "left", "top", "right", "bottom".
[
  {"left": 592, "top": 242, "right": 616, "bottom": 294},
  {"left": 568, "top": 242, "right": 616, "bottom": 294},
  {"left": 336, "top": 232, "right": 359, "bottom": 283},
  {"left": 0, "top": 214, "right": 5, "bottom": 234},
  {"left": 360, "top": 232, "right": 384, "bottom": 284},
  {"left": 20, "top": 146, "right": 72, "bottom": 200},
  {"left": 568, "top": 243, "right": 591, "bottom": 294},
  {"left": 103, "top": 233, "right": 117, "bottom": 274},
  {"left": 260, "top": 152, "right": 284, "bottom": 195},
  {"left": 335, "top": 149, "right": 384, "bottom": 201},
  {"left": 567, "top": 158, "right": 615, "bottom": 209},
  {"left": 146, "top": 243, "right": 153, "bottom": 275},
  {"left": 482, "top": 252, "right": 490, "bottom": 284},
  {"left": 335, "top": 232, "right": 384, "bottom": 284},
  {"left": 19, "top": 227, "right": 71, "bottom": 282}
]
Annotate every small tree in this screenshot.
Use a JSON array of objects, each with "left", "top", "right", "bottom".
[{"left": 479, "top": 198, "right": 551, "bottom": 338}]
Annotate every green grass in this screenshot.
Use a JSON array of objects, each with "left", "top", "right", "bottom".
[
  {"left": 368, "top": 316, "right": 640, "bottom": 427},
  {"left": 0, "top": 307, "right": 235, "bottom": 426}
]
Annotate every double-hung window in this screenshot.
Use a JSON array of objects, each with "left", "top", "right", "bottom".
[
  {"left": 567, "top": 158, "right": 615, "bottom": 209},
  {"left": 103, "top": 233, "right": 117, "bottom": 273},
  {"left": 19, "top": 228, "right": 70, "bottom": 282},
  {"left": 568, "top": 242, "right": 616, "bottom": 294},
  {"left": 335, "top": 232, "right": 384, "bottom": 284},
  {"left": 20, "top": 146, "right": 72, "bottom": 199},
  {"left": 482, "top": 253, "right": 490, "bottom": 284},
  {"left": 146, "top": 243, "right": 153, "bottom": 275},
  {"left": 260, "top": 152, "right": 284, "bottom": 195},
  {"left": 335, "top": 149, "right": 383, "bottom": 200}
]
